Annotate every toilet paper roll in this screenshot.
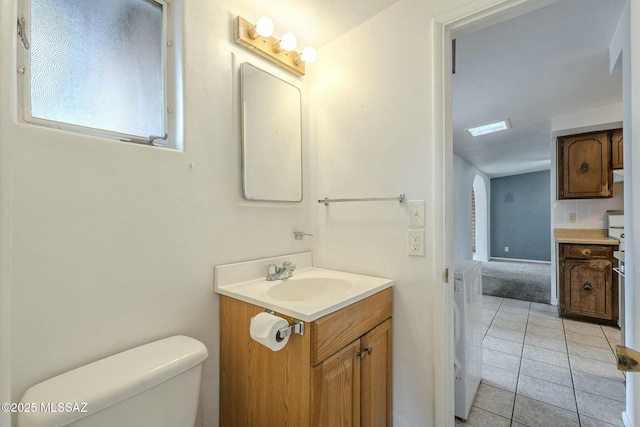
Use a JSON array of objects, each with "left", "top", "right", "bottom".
[{"left": 249, "top": 312, "right": 290, "bottom": 351}]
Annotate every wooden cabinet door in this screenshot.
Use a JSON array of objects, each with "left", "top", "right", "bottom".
[
  {"left": 611, "top": 128, "right": 623, "bottom": 169},
  {"left": 564, "top": 259, "right": 613, "bottom": 320},
  {"left": 361, "top": 319, "right": 392, "bottom": 427},
  {"left": 311, "top": 340, "right": 361, "bottom": 427},
  {"left": 558, "top": 132, "right": 611, "bottom": 199}
]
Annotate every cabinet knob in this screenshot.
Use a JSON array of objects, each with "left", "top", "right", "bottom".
[
  {"left": 583, "top": 250, "right": 591, "bottom": 256},
  {"left": 579, "top": 162, "right": 590, "bottom": 172},
  {"left": 357, "top": 346, "right": 373, "bottom": 360},
  {"left": 583, "top": 282, "right": 593, "bottom": 292}
]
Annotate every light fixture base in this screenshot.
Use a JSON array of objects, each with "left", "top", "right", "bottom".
[{"left": 234, "top": 16, "right": 305, "bottom": 77}]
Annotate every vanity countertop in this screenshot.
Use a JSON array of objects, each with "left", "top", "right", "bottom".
[
  {"left": 554, "top": 228, "right": 620, "bottom": 245},
  {"left": 214, "top": 252, "right": 393, "bottom": 322}
]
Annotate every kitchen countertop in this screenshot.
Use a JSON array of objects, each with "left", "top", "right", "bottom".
[{"left": 554, "top": 228, "right": 620, "bottom": 245}]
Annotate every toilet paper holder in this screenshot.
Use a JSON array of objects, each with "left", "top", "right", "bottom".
[{"left": 265, "top": 310, "right": 305, "bottom": 340}]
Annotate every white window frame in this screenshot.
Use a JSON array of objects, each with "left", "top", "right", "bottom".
[{"left": 17, "top": 0, "right": 181, "bottom": 150}]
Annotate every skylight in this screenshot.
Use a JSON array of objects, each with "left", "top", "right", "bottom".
[{"left": 467, "top": 119, "right": 511, "bottom": 137}]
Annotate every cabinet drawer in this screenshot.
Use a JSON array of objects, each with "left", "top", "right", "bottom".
[
  {"left": 310, "top": 287, "right": 392, "bottom": 366},
  {"left": 564, "top": 245, "right": 612, "bottom": 259}
]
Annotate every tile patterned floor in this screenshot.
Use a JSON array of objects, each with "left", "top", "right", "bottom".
[{"left": 456, "top": 295, "right": 625, "bottom": 427}]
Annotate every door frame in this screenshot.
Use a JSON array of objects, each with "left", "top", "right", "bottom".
[{"left": 432, "top": 0, "right": 634, "bottom": 425}]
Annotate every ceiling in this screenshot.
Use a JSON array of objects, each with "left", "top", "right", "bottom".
[{"left": 452, "top": 0, "right": 625, "bottom": 178}]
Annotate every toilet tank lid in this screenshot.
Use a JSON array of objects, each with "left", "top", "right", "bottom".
[{"left": 18, "top": 335, "right": 208, "bottom": 427}]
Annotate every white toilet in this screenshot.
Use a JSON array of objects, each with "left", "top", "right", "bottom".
[{"left": 18, "top": 335, "right": 208, "bottom": 427}]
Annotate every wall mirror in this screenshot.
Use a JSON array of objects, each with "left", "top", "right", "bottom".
[{"left": 241, "top": 62, "right": 302, "bottom": 202}]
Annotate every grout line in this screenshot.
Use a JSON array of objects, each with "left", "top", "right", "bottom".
[{"left": 563, "top": 317, "right": 582, "bottom": 426}]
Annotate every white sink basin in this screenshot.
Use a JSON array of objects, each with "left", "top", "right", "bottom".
[
  {"left": 214, "top": 252, "right": 393, "bottom": 321},
  {"left": 266, "top": 278, "right": 352, "bottom": 301}
]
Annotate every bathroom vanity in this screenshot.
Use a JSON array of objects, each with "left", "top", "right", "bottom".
[{"left": 215, "top": 253, "right": 393, "bottom": 427}]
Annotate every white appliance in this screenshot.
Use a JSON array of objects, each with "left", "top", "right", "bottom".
[
  {"left": 608, "top": 212, "right": 624, "bottom": 251},
  {"left": 453, "top": 260, "right": 483, "bottom": 421}
]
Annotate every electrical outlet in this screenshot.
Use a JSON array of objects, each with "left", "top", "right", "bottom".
[
  {"left": 504, "top": 246, "right": 509, "bottom": 253},
  {"left": 568, "top": 212, "right": 576, "bottom": 223},
  {"left": 408, "top": 230, "right": 425, "bottom": 256}
]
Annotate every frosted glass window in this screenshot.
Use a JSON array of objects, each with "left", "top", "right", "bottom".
[{"left": 28, "top": 0, "right": 165, "bottom": 141}]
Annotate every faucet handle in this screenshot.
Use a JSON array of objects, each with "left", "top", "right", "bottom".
[
  {"left": 282, "top": 261, "right": 295, "bottom": 271},
  {"left": 267, "top": 264, "right": 277, "bottom": 275}
]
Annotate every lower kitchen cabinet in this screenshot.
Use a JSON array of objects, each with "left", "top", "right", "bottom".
[{"left": 558, "top": 243, "right": 618, "bottom": 323}]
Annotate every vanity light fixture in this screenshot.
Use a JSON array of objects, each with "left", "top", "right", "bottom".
[
  {"left": 467, "top": 119, "right": 511, "bottom": 137},
  {"left": 234, "top": 15, "right": 315, "bottom": 76}
]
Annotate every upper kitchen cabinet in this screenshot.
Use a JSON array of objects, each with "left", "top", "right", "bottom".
[
  {"left": 611, "top": 128, "right": 624, "bottom": 170},
  {"left": 557, "top": 131, "right": 614, "bottom": 199}
]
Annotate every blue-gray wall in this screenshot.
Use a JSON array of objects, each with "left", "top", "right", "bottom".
[{"left": 490, "top": 171, "right": 551, "bottom": 261}]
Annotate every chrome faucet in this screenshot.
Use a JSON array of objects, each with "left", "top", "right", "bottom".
[{"left": 266, "top": 262, "right": 296, "bottom": 281}]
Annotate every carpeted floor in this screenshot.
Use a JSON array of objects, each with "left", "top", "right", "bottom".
[{"left": 481, "top": 259, "right": 551, "bottom": 304}]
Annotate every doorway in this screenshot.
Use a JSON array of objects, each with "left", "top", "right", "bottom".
[{"left": 436, "top": 1, "right": 632, "bottom": 426}]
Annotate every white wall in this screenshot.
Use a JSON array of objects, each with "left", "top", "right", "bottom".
[
  {"left": 308, "top": 0, "right": 501, "bottom": 425},
  {"left": 453, "top": 155, "right": 490, "bottom": 261},
  {"left": 6, "top": 1, "right": 630, "bottom": 427},
  {"left": 0, "top": 1, "right": 315, "bottom": 426}
]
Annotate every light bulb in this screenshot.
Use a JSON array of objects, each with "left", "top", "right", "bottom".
[
  {"left": 279, "top": 33, "right": 297, "bottom": 52},
  {"left": 248, "top": 16, "right": 274, "bottom": 39},
  {"left": 300, "top": 46, "right": 316, "bottom": 63},
  {"left": 254, "top": 16, "right": 274, "bottom": 37}
]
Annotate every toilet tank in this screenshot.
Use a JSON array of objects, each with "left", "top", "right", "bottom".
[{"left": 18, "top": 335, "right": 208, "bottom": 427}]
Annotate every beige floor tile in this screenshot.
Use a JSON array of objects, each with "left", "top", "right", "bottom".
[
  {"left": 528, "top": 308, "right": 560, "bottom": 320},
  {"left": 565, "top": 331, "right": 611, "bottom": 349},
  {"left": 563, "top": 319, "right": 606, "bottom": 338},
  {"left": 512, "top": 395, "right": 579, "bottom": 427},
  {"left": 498, "top": 305, "right": 530, "bottom": 317},
  {"left": 486, "top": 325, "right": 525, "bottom": 344},
  {"left": 579, "top": 414, "right": 622, "bottom": 427},
  {"left": 471, "top": 383, "right": 515, "bottom": 419},
  {"left": 567, "top": 341, "right": 616, "bottom": 363},
  {"left": 495, "top": 310, "right": 529, "bottom": 324},
  {"left": 483, "top": 348, "right": 521, "bottom": 373},
  {"left": 526, "top": 324, "right": 565, "bottom": 340},
  {"left": 501, "top": 299, "right": 531, "bottom": 309},
  {"left": 483, "top": 335, "right": 523, "bottom": 356},
  {"left": 527, "top": 315, "right": 564, "bottom": 330},
  {"left": 575, "top": 390, "right": 625, "bottom": 426},
  {"left": 602, "top": 326, "right": 621, "bottom": 345},
  {"left": 529, "top": 302, "right": 557, "bottom": 314},
  {"left": 477, "top": 297, "right": 627, "bottom": 427},
  {"left": 481, "top": 364, "right": 518, "bottom": 392},
  {"left": 524, "top": 334, "right": 567, "bottom": 353},
  {"left": 492, "top": 318, "right": 527, "bottom": 333},
  {"left": 569, "top": 354, "right": 625, "bottom": 380},
  {"left": 459, "top": 406, "right": 511, "bottom": 427},
  {"left": 572, "top": 370, "right": 626, "bottom": 403},
  {"left": 519, "top": 357, "right": 573, "bottom": 387},
  {"left": 522, "top": 344, "right": 569, "bottom": 369},
  {"left": 482, "top": 295, "right": 503, "bottom": 308},
  {"left": 516, "top": 374, "right": 576, "bottom": 411}
]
